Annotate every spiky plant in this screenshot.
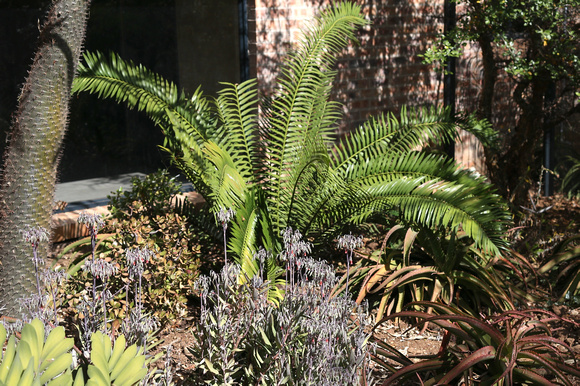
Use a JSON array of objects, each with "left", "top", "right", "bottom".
[
  {"left": 72, "top": 3, "right": 511, "bottom": 290},
  {"left": 0, "top": 0, "right": 91, "bottom": 315}
]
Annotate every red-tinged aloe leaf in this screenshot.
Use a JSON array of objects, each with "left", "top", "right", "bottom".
[
  {"left": 538, "top": 245, "right": 580, "bottom": 274},
  {"left": 423, "top": 314, "right": 503, "bottom": 344},
  {"left": 389, "top": 266, "right": 442, "bottom": 290},
  {"left": 514, "top": 320, "right": 552, "bottom": 340},
  {"left": 402, "top": 227, "right": 418, "bottom": 265},
  {"left": 376, "top": 292, "right": 390, "bottom": 322},
  {"left": 554, "top": 360, "right": 580, "bottom": 378},
  {"left": 372, "top": 351, "right": 413, "bottom": 369},
  {"left": 379, "top": 224, "right": 405, "bottom": 263},
  {"left": 557, "top": 271, "right": 580, "bottom": 302},
  {"left": 380, "top": 358, "right": 447, "bottom": 386},
  {"left": 408, "top": 300, "right": 464, "bottom": 315},
  {"left": 373, "top": 339, "right": 414, "bottom": 366},
  {"left": 370, "top": 354, "right": 399, "bottom": 375},
  {"left": 493, "top": 251, "right": 530, "bottom": 284},
  {"left": 371, "top": 265, "right": 426, "bottom": 293},
  {"left": 451, "top": 270, "right": 514, "bottom": 310},
  {"left": 356, "top": 265, "right": 388, "bottom": 303},
  {"left": 512, "top": 367, "right": 557, "bottom": 385},
  {"left": 519, "top": 335, "right": 572, "bottom": 353},
  {"left": 518, "top": 351, "right": 575, "bottom": 386},
  {"left": 437, "top": 346, "right": 496, "bottom": 384},
  {"left": 403, "top": 302, "right": 505, "bottom": 343}
]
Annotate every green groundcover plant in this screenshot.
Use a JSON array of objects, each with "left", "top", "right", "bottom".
[{"left": 72, "top": 2, "right": 512, "bottom": 294}]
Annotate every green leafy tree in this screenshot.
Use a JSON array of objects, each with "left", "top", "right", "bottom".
[
  {"left": 0, "top": 0, "right": 91, "bottom": 315},
  {"left": 73, "top": 2, "right": 511, "bottom": 289},
  {"left": 423, "top": 0, "right": 580, "bottom": 205}
]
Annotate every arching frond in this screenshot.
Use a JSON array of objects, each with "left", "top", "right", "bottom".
[
  {"left": 263, "top": 4, "right": 368, "bottom": 233},
  {"left": 331, "top": 106, "right": 456, "bottom": 178},
  {"left": 215, "top": 80, "right": 261, "bottom": 182},
  {"left": 72, "top": 51, "right": 212, "bottom": 148},
  {"left": 203, "top": 141, "right": 250, "bottom": 212},
  {"left": 343, "top": 175, "right": 510, "bottom": 255},
  {"left": 228, "top": 192, "right": 260, "bottom": 279}
]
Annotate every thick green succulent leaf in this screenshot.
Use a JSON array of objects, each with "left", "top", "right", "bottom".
[
  {"left": 40, "top": 326, "right": 74, "bottom": 371},
  {"left": 0, "top": 335, "right": 17, "bottom": 382},
  {"left": 39, "top": 353, "right": 72, "bottom": 385},
  {"left": 87, "top": 331, "right": 147, "bottom": 386}
]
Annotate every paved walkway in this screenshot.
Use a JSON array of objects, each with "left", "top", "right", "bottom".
[{"left": 52, "top": 173, "right": 201, "bottom": 242}]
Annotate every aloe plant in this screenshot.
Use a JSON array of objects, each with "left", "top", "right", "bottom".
[
  {"left": 72, "top": 2, "right": 511, "bottom": 289},
  {"left": 538, "top": 234, "right": 580, "bottom": 303},
  {"left": 375, "top": 302, "right": 580, "bottom": 385},
  {"left": 345, "top": 225, "right": 534, "bottom": 321},
  {"left": 0, "top": 0, "right": 91, "bottom": 315}
]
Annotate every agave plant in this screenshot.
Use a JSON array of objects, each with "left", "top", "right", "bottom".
[
  {"left": 375, "top": 302, "right": 580, "bottom": 385},
  {"left": 72, "top": 2, "right": 511, "bottom": 287}
]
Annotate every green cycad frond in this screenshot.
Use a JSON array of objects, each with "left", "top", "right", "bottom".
[
  {"left": 282, "top": 136, "right": 332, "bottom": 233},
  {"left": 348, "top": 174, "right": 510, "bottom": 255},
  {"left": 344, "top": 151, "right": 458, "bottom": 187},
  {"left": 72, "top": 51, "right": 212, "bottom": 146},
  {"left": 203, "top": 140, "right": 249, "bottom": 211},
  {"left": 228, "top": 191, "right": 260, "bottom": 279},
  {"left": 331, "top": 106, "right": 455, "bottom": 177},
  {"left": 314, "top": 105, "right": 511, "bottom": 255},
  {"left": 264, "top": 4, "right": 368, "bottom": 233},
  {"left": 215, "top": 80, "right": 261, "bottom": 182},
  {"left": 73, "top": 51, "right": 215, "bottom": 198}
]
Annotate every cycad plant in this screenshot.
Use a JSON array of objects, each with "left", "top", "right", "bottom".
[{"left": 72, "top": 2, "right": 511, "bottom": 288}]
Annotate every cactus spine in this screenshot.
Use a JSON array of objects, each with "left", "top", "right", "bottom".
[{"left": 0, "top": 0, "right": 91, "bottom": 315}]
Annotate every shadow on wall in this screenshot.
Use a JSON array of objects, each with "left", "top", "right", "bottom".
[{"left": 251, "top": 0, "right": 444, "bottom": 135}]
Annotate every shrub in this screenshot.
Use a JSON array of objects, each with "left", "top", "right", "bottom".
[{"left": 64, "top": 170, "right": 202, "bottom": 323}]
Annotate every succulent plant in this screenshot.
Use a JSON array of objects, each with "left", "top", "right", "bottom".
[{"left": 0, "top": 318, "right": 148, "bottom": 386}]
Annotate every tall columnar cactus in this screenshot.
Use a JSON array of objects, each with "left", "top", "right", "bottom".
[{"left": 0, "top": 0, "right": 91, "bottom": 315}]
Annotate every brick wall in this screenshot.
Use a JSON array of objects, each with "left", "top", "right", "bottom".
[{"left": 247, "top": 0, "right": 502, "bottom": 174}]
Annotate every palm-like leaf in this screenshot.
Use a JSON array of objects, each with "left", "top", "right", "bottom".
[
  {"left": 72, "top": 51, "right": 215, "bottom": 197},
  {"left": 215, "top": 80, "right": 261, "bottom": 182},
  {"left": 327, "top": 107, "right": 509, "bottom": 255},
  {"left": 261, "top": 3, "right": 368, "bottom": 236}
]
